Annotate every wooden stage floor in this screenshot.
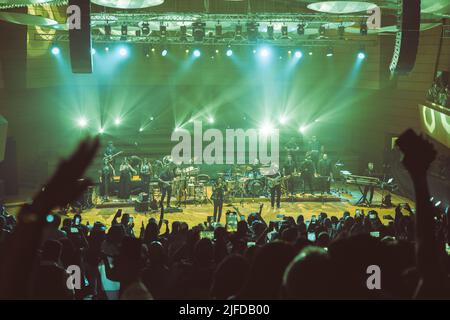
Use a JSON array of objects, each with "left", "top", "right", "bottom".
[{"left": 5, "top": 188, "right": 415, "bottom": 229}]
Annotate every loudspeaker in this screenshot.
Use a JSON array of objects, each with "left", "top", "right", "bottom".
[
  {"left": 0, "top": 116, "right": 7, "bottom": 162},
  {"left": 389, "top": 0, "right": 421, "bottom": 75},
  {"left": 68, "top": 0, "right": 92, "bottom": 73}
]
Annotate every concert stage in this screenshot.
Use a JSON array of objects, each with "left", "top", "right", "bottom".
[{"left": 4, "top": 187, "right": 414, "bottom": 230}]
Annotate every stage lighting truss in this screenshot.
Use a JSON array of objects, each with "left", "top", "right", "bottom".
[{"left": 40, "top": 12, "right": 377, "bottom": 48}]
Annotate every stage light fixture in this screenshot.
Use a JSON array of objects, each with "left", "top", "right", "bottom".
[
  {"left": 99, "top": 127, "right": 105, "bottom": 134},
  {"left": 46, "top": 214, "right": 54, "bottom": 223},
  {"left": 326, "top": 47, "right": 334, "bottom": 57},
  {"left": 139, "top": 127, "right": 144, "bottom": 132},
  {"left": 215, "top": 23, "right": 223, "bottom": 37},
  {"left": 308, "top": 51, "right": 313, "bottom": 56},
  {"left": 299, "top": 125, "right": 307, "bottom": 133},
  {"left": 260, "top": 121, "right": 274, "bottom": 136},
  {"left": 77, "top": 117, "right": 88, "bottom": 128},
  {"left": 267, "top": 25, "right": 274, "bottom": 40},
  {"left": 338, "top": 25, "right": 345, "bottom": 39},
  {"left": 142, "top": 22, "right": 150, "bottom": 36},
  {"left": 297, "top": 23, "right": 305, "bottom": 35},
  {"left": 294, "top": 50, "right": 303, "bottom": 58},
  {"left": 105, "top": 46, "right": 110, "bottom": 52},
  {"left": 281, "top": 25, "right": 289, "bottom": 39},
  {"left": 51, "top": 45, "right": 60, "bottom": 55},
  {"left": 150, "top": 116, "right": 154, "bottom": 121},
  {"left": 179, "top": 25, "right": 188, "bottom": 41},
  {"left": 279, "top": 115, "right": 288, "bottom": 125},
  {"left": 161, "top": 49, "right": 168, "bottom": 56},
  {"left": 259, "top": 47, "right": 270, "bottom": 58},
  {"left": 118, "top": 47, "right": 128, "bottom": 57},
  {"left": 360, "top": 22, "right": 368, "bottom": 36},
  {"left": 319, "top": 25, "right": 326, "bottom": 36},
  {"left": 121, "top": 24, "right": 128, "bottom": 41},
  {"left": 193, "top": 49, "right": 201, "bottom": 57},
  {"left": 358, "top": 51, "right": 366, "bottom": 60},
  {"left": 247, "top": 21, "right": 259, "bottom": 42},
  {"left": 114, "top": 117, "right": 122, "bottom": 126},
  {"left": 208, "top": 116, "right": 214, "bottom": 124},
  {"left": 235, "top": 24, "right": 243, "bottom": 40},
  {"left": 192, "top": 20, "right": 206, "bottom": 42},
  {"left": 226, "top": 48, "right": 233, "bottom": 56},
  {"left": 160, "top": 25, "right": 167, "bottom": 38}
]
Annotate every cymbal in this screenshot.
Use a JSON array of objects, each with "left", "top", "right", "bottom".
[
  {"left": 0, "top": 12, "right": 58, "bottom": 27},
  {"left": 91, "top": 0, "right": 164, "bottom": 9}
]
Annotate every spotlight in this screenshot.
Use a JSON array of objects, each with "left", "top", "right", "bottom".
[
  {"left": 161, "top": 49, "right": 168, "bottom": 56},
  {"left": 294, "top": 50, "right": 303, "bottom": 58},
  {"left": 259, "top": 47, "right": 270, "bottom": 58},
  {"left": 150, "top": 116, "right": 154, "bottom": 121},
  {"left": 299, "top": 125, "right": 307, "bottom": 133},
  {"left": 247, "top": 21, "right": 259, "bottom": 42},
  {"left": 260, "top": 121, "right": 274, "bottom": 136},
  {"left": 114, "top": 117, "right": 122, "bottom": 126},
  {"left": 139, "top": 127, "right": 144, "bottom": 132},
  {"left": 279, "top": 115, "right": 288, "bottom": 124},
  {"left": 142, "top": 22, "right": 150, "bottom": 36},
  {"left": 267, "top": 25, "right": 274, "bottom": 40},
  {"left": 193, "top": 49, "right": 201, "bottom": 57},
  {"left": 179, "top": 25, "right": 188, "bottom": 41},
  {"left": 357, "top": 47, "right": 366, "bottom": 60},
  {"left": 226, "top": 48, "right": 233, "bottom": 56},
  {"left": 215, "top": 23, "right": 223, "bottom": 37},
  {"left": 77, "top": 117, "right": 88, "bottom": 128},
  {"left": 51, "top": 45, "right": 60, "bottom": 55},
  {"left": 160, "top": 25, "right": 167, "bottom": 38},
  {"left": 360, "top": 23, "right": 368, "bottom": 36},
  {"left": 208, "top": 116, "right": 214, "bottom": 124},
  {"left": 308, "top": 51, "right": 313, "bottom": 56},
  {"left": 281, "top": 25, "right": 289, "bottom": 39},
  {"left": 119, "top": 47, "right": 128, "bottom": 57},
  {"left": 99, "top": 127, "right": 105, "bottom": 134},
  {"left": 46, "top": 214, "right": 54, "bottom": 223},
  {"left": 326, "top": 47, "right": 334, "bottom": 57},
  {"left": 192, "top": 20, "right": 206, "bottom": 42},
  {"left": 105, "top": 46, "right": 110, "bottom": 52},
  {"left": 297, "top": 23, "right": 305, "bottom": 35},
  {"left": 91, "top": 48, "right": 96, "bottom": 55}
]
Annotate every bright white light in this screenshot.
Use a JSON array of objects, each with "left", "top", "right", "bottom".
[
  {"left": 119, "top": 47, "right": 128, "bottom": 56},
  {"left": 139, "top": 127, "right": 144, "bottom": 132},
  {"left": 193, "top": 49, "right": 201, "bottom": 57},
  {"left": 161, "top": 49, "right": 168, "bottom": 56},
  {"left": 260, "top": 121, "right": 274, "bottom": 136},
  {"left": 259, "top": 48, "right": 270, "bottom": 58},
  {"left": 294, "top": 51, "right": 303, "bottom": 58},
  {"left": 91, "top": 48, "right": 96, "bottom": 55},
  {"left": 99, "top": 127, "right": 105, "bottom": 134},
  {"left": 150, "top": 116, "right": 154, "bottom": 121},
  {"left": 114, "top": 117, "right": 122, "bottom": 125},
  {"left": 105, "top": 47, "right": 110, "bottom": 52},
  {"left": 299, "top": 125, "right": 307, "bottom": 133},
  {"left": 51, "top": 46, "right": 60, "bottom": 55},
  {"left": 226, "top": 49, "right": 233, "bottom": 56},
  {"left": 279, "top": 115, "right": 288, "bottom": 125},
  {"left": 358, "top": 52, "right": 366, "bottom": 60},
  {"left": 77, "top": 117, "right": 88, "bottom": 128},
  {"left": 208, "top": 116, "right": 214, "bottom": 124}
]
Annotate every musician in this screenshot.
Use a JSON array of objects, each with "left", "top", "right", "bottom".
[
  {"left": 284, "top": 136, "right": 301, "bottom": 163},
  {"left": 317, "top": 153, "right": 333, "bottom": 194},
  {"left": 104, "top": 141, "right": 118, "bottom": 168},
  {"left": 100, "top": 159, "right": 115, "bottom": 201},
  {"left": 362, "top": 162, "right": 376, "bottom": 205},
  {"left": 118, "top": 157, "right": 137, "bottom": 199},
  {"left": 211, "top": 176, "right": 226, "bottom": 223},
  {"left": 140, "top": 158, "right": 152, "bottom": 194},
  {"left": 282, "top": 154, "right": 297, "bottom": 196},
  {"left": 267, "top": 163, "right": 282, "bottom": 209},
  {"left": 159, "top": 162, "right": 176, "bottom": 208},
  {"left": 300, "top": 153, "right": 315, "bottom": 194},
  {"left": 308, "top": 136, "right": 322, "bottom": 168}
]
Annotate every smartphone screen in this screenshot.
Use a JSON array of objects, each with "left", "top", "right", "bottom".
[
  {"left": 70, "top": 227, "right": 79, "bottom": 233},
  {"left": 226, "top": 213, "right": 238, "bottom": 233},
  {"left": 370, "top": 231, "right": 380, "bottom": 238},
  {"left": 200, "top": 231, "right": 214, "bottom": 240},
  {"left": 247, "top": 242, "right": 256, "bottom": 247},
  {"left": 307, "top": 232, "right": 316, "bottom": 242}
]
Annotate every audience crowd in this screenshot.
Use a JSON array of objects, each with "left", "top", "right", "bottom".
[{"left": 0, "top": 134, "right": 448, "bottom": 300}]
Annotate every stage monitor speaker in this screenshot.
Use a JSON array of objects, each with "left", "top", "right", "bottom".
[
  {"left": 389, "top": 0, "right": 421, "bottom": 75},
  {"left": 68, "top": 0, "right": 92, "bottom": 73},
  {"left": 0, "top": 115, "right": 7, "bottom": 162}
]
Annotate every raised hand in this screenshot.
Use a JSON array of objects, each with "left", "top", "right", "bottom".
[{"left": 23, "top": 137, "right": 99, "bottom": 220}]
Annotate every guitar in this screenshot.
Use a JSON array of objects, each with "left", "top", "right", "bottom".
[
  {"left": 103, "top": 151, "right": 123, "bottom": 162},
  {"left": 267, "top": 175, "right": 291, "bottom": 188}
]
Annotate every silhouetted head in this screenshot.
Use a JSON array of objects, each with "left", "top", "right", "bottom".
[
  {"left": 283, "top": 246, "right": 335, "bottom": 299},
  {"left": 41, "top": 240, "right": 62, "bottom": 262},
  {"left": 210, "top": 254, "right": 249, "bottom": 300},
  {"left": 194, "top": 238, "right": 214, "bottom": 267}
]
